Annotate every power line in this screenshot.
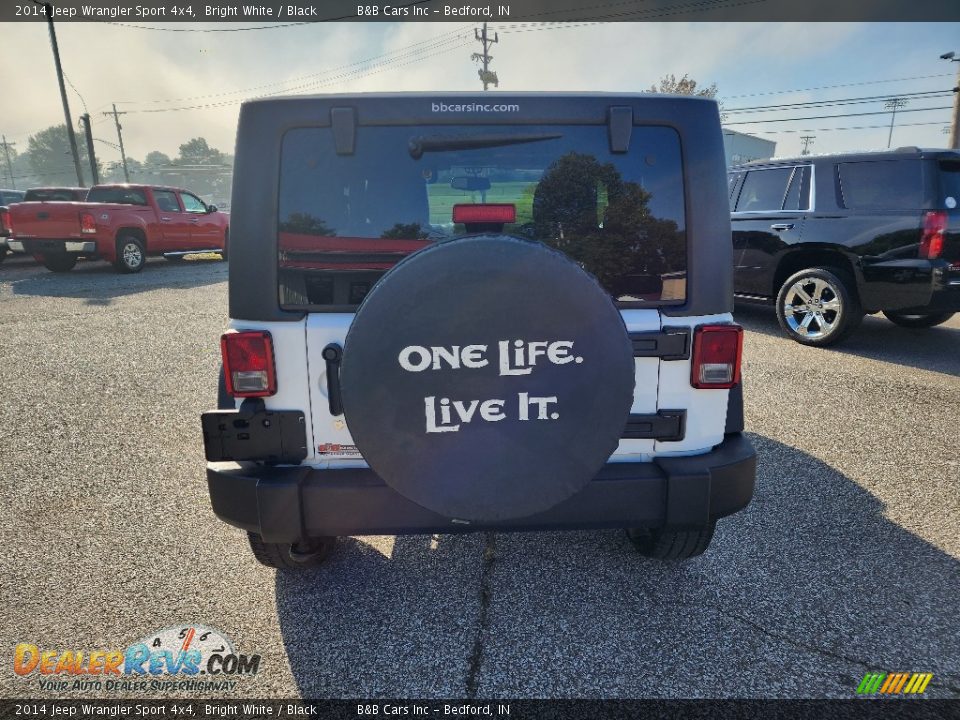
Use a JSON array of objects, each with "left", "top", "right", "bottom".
[
  {"left": 123, "top": 36, "right": 474, "bottom": 114},
  {"left": 724, "top": 105, "right": 953, "bottom": 126},
  {"left": 113, "top": 25, "right": 472, "bottom": 107},
  {"left": 723, "top": 90, "right": 952, "bottom": 114},
  {"left": 737, "top": 120, "right": 947, "bottom": 135},
  {"left": 721, "top": 73, "right": 955, "bottom": 100}
]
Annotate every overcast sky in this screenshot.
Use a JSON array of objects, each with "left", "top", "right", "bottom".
[{"left": 0, "top": 21, "right": 957, "bottom": 165}]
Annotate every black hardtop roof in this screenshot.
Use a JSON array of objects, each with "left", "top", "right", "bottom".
[
  {"left": 243, "top": 91, "right": 719, "bottom": 106},
  {"left": 732, "top": 147, "right": 960, "bottom": 170}
]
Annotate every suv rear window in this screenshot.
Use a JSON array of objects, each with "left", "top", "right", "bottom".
[
  {"left": 837, "top": 159, "right": 922, "bottom": 211},
  {"left": 86, "top": 187, "right": 147, "bottom": 206},
  {"left": 277, "top": 124, "right": 687, "bottom": 309},
  {"left": 939, "top": 159, "right": 960, "bottom": 207}
]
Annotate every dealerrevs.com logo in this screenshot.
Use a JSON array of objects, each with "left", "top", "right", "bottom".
[
  {"left": 431, "top": 102, "right": 520, "bottom": 113},
  {"left": 14, "top": 625, "right": 260, "bottom": 693}
]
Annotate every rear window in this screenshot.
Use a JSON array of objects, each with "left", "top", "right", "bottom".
[
  {"left": 24, "top": 189, "right": 84, "bottom": 201},
  {"left": 277, "top": 124, "right": 687, "bottom": 309},
  {"left": 837, "top": 159, "right": 922, "bottom": 211},
  {"left": 734, "top": 167, "right": 792, "bottom": 212},
  {"left": 1, "top": 191, "right": 24, "bottom": 204},
  {"left": 86, "top": 187, "right": 148, "bottom": 206},
  {"left": 939, "top": 159, "right": 960, "bottom": 207}
]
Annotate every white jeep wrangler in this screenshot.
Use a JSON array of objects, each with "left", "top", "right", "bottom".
[{"left": 201, "top": 93, "right": 756, "bottom": 569}]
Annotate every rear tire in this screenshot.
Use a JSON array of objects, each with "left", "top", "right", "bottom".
[
  {"left": 246, "top": 532, "right": 335, "bottom": 570},
  {"left": 775, "top": 267, "right": 862, "bottom": 347},
  {"left": 115, "top": 235, "right": 146, "bottom": 273},
  {"left": 882, "top": 310, "right": 954, "bottom": 329},
  {"left": 42, "top": 254, "right": 78, "bottom": 273},
  {"left": 627, "top": 525, "right": 716, "bottom": 560},
  {"left": 220, "top": 229, "right": 228, "bottom": 261},
  {"left": 165, "top": 254, "right": 185, "bottom": 263}
]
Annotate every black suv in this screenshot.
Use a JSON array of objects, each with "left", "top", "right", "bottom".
[
  {"left": 201, "top": 93, "right": 757, "bottom": 569},
  {"left": 729, "top": 148, "right": 960, "bottom": 346}
]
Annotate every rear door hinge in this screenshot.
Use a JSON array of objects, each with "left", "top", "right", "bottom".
[
  {"left": 622, "top": 410, "right": 686, "bottom": 441},
  {"left": 628, "top": 327, "right": 690, "bottom": 360}
]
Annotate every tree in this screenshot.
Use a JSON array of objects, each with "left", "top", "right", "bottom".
[
  {"left": 176, "top": 137, "right": 225, "bottom": 166},
  {"left": 145, "top": 151, "right": 171, "bottom": 167},
  {"left": 26, "top": 124, "right": 97, "bottom": 186},
  {"left": 648, "top": 73, "right": 718, "bottom": 98}
]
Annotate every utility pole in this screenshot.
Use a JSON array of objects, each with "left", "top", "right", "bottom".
[
  {"left": 472, "top": 22, "right": 498, "bottom": 90},
  {"left": 800, "top": 135, "right": 815, "bottom": 156},
  {"left": 1, "top": 136, "right": 16, "bottom": 189},
  {"left": 79, "top": 114, "right": 99, "bottom": 185},
  {"left": 33, "top": 0, "right": 84, "bottom": 187},
  {"left": 941, "top": 52, "right": 959, "bottom": 150},
  {"left": 103, "top": 104, "right": 130, "bottom": 182},
  {"left": 884, "top": 98, "right": 908, "bottom": 149}
]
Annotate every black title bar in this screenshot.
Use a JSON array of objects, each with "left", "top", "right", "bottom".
[{"left": 1, "top": 0, "right": 958, "bottom": 23}]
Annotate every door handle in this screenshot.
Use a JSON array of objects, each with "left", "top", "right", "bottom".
[
  {"left": 160, "top": 217, "right": 171, "bottom": 222},
  {"left": 770, "top": 223, "right": 795, "bottom": 231},
  {"left": 191, "top": 219, "right": 199, "bottom": 224},
  {"left": 322, "top": 344, "right": 344, "bottom": 416}
]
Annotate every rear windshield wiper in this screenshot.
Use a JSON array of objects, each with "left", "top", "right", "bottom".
[{"left": 408, "top": 132, "right": 562, "bottom": 159}]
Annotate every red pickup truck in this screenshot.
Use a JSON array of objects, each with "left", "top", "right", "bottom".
[{"left": 6, "top": 184, "right": 229, "bottom": 273}]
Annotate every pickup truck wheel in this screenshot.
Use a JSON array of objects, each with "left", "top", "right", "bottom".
[
  {"left": 220, "top": 230, "right": 228, "bottom": 261},
  {"left": 882, "top": 310, "right": 955, "bottom": 329},
  {"left": 246, "top": 532, "right": 335, "bottom": 569},
  {"left": 775, "top": 267, "right": 862, "bottom": 347},
  {"left": 626, "top": 524, "right": 715, "bottom": 560},
  {"left": 115, "top": 236, "right": 146, "bottom": 273},
  {"left": 41, "top": 254, "right": 78, "bottom": 273}
]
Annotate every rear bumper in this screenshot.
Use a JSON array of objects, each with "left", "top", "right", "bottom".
[
  {"left": 206, "top": 432, "right": 757, "bottom": 543},
  {"left": 7, "top": 239, "right": 97, "bottom": 254},
  {"left": 894, "top": 272, "right": 960, "bottom": 313}
]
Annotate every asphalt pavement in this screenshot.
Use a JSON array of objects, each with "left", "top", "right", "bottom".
[{"left": 0, "top": 254, "right": 957, "bottom": 700}]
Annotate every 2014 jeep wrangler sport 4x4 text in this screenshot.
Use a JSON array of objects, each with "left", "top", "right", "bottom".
[{"left": 201, "top": 93, "right": 757, "bottom": 569}]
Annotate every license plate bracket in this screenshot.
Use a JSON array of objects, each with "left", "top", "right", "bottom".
[{"left": 201, "top": 405, "right": 308, "bottom": 464}]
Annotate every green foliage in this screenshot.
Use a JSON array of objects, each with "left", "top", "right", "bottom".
[
  {"left": 26, "top": 124, "right": 97, "bottom": 186},
  {"left": 648, "top": 73, "right": 718, "bottom": 98},
  {"left": 176, "top": 137, "right": 225, "bottom": 166},
  {"left": 279, "top": 212, "right": 337, "bottom": 236}
]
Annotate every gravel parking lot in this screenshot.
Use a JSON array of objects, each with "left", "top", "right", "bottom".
[{"left": 0, "top": 255, "right": 958, "bottom": 699}]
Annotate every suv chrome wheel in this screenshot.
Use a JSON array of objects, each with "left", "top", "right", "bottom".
[
  {"left": 782, "top": 275, "right": 843, "bottom": 339},
  {"left": 122, "top": 242, "right": 142, "bottom": 268},
  {"left": 775, "top": 267, "right": 862, "bottom": 347}
]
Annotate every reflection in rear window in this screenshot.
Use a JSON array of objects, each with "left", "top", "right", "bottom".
[
  {"left": 277, "top": 124, "right": 687, "bottom": 309},
  {"left": 838, "top": 160, "right": 922, "bottom": 211},
  {"left": 86, "top": 187, "right": 148, "bottom": 206}
]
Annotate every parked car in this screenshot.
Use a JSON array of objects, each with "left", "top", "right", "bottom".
[
  {"left": 729, "top": 148, "right": 960, "bottom": 346},
  {"left": 0, "top": 189, "right": 26, "bottom": 263},
  {"left": 6, "top": 183, "right": 229, "bottom": 273},
  {"left": 200, "top": 92, "right": 757, "bottom": 570}
]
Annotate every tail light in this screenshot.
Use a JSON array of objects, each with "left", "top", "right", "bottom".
[
  {"left": 919, "top": 211, "right": 946, "bottom": 259},
  {"left": 220, "top": 331, "right": 277, "bottom": 397},
  {"left": 0, "top": 209, "right": 10, "bottom": 235},
  {"left": 453, "top": 204, "right": 516, "bottom": 224},
  {"left": 79, "top": 211, "right": 97, "bottom": 234},
  {"left": 691, "top": 325, "right": 743, "bottom": 389}
]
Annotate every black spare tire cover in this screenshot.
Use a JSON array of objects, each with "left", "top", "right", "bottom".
[{"left": 340, "top": 235, "right": 635, "bottom": 523}]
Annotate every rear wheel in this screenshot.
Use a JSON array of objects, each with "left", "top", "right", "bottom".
[
  {"left": 115, "top": 235, "right": 146, "bottom": 273},
  {"left": 882, "top": 310, "right": 955, "bottom": 329},
  {"left": 246, "top": 532, "right": 335, "bottom": 570},
  {"left": 775, "top": 267, "right": 862, "bottom": 347},
  {"left": 41, "top": 254, "right": 78, "bottom": 273},
  {"left": 220, "top": 229, "right": 228, "bottom": 261},
  {"left": 627, "top": 524, "right": 716, "bottom": 560}
]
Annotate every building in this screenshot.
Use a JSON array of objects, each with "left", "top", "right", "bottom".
[{"left": 722, "top": 130, "right": 776, "bottom": 168}]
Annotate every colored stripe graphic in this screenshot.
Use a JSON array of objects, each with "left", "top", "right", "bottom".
[{"left": 857, "top": 672, "right": 932, "bottom": 695}]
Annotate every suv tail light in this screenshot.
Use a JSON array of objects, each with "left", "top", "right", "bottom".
[
  {"left": 0, "top": 209, "right": 10, "bottom": 235},
  {"left": 919, "top": 211, "right": 946, "bottom": 259},
  {"left": 691, "top": 325, "right": 743, "bottom": 389},
  {"left": 79, "top": 211, "right": 97, "bottom": 234},
  {"left": 221, "top": 331, "right": 277, "bottom": 397}
]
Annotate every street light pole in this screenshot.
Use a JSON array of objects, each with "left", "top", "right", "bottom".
[
  {"left": 942, "top": 52, "right": 959, "bottom": 150},
  {"left": 34, "top": 0, "right": 85, "bottom": 187}
]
